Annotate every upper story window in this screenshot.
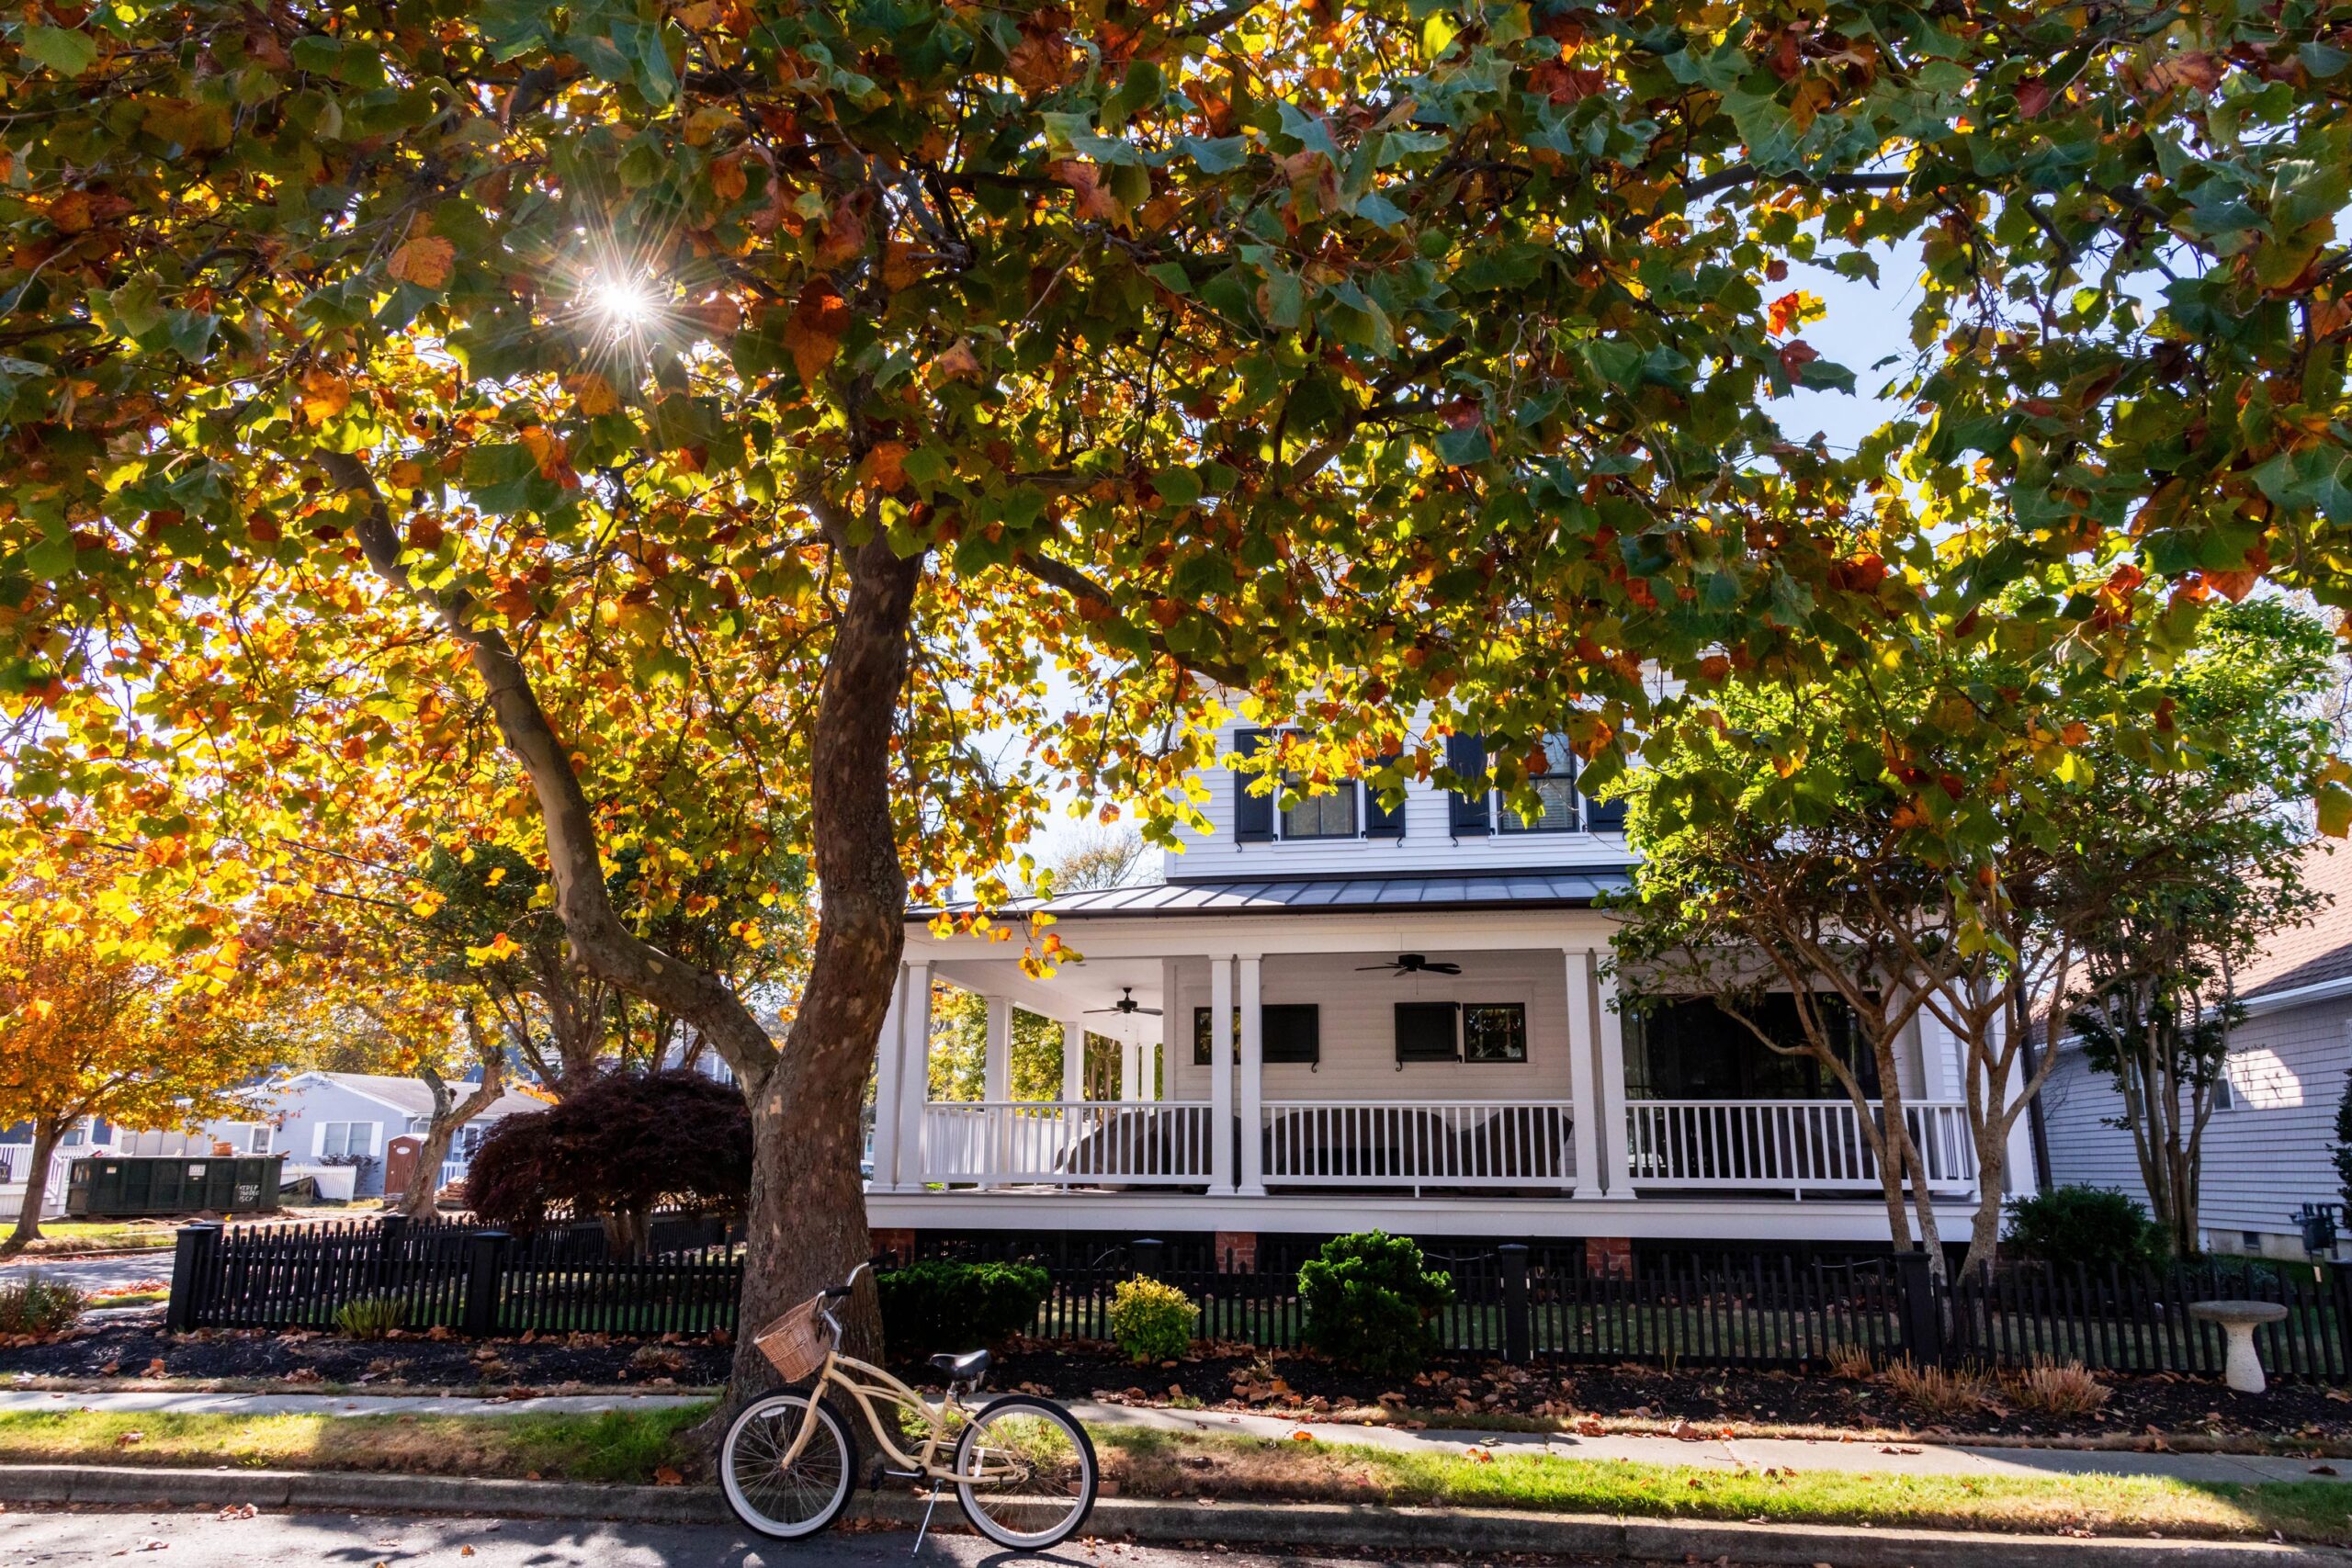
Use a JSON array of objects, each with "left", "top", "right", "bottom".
[
  {"left": 1232, "top": 728, "right": 1404, "bottom": 843},
  {"left": 1446, "top": 731, "right": 1626, "bottom": 837}
]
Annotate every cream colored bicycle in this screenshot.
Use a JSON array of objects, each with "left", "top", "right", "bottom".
[{"left": 719, "top": 1262, "right": 1098, "bottom": 1549}]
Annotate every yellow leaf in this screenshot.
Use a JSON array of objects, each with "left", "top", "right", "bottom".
[{"left": 565, "top": 373, "right": 619, "bottom": 417}]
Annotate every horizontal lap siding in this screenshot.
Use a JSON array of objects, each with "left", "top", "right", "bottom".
[
  {"left": 2043, "top": 1002, "right": 2351, "bottom": 1239},
  {"left": 1167, "top": 949, "right": 1575, "bottom": 1104}
]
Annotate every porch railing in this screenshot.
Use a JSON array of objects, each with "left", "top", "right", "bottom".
[
  {"left": 1261, "top": 1100, "right": 1576, "bottom": 1190},
  {"left": 919, "top": 1101, "right": 1216, "bottom": 1187},
  {"left": 1623, "top": 1099, "right": 1977, "bottom": 1195}
]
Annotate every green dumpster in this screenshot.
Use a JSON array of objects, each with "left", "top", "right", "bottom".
[{"left": 64, "top": 1154, "right": 285, "bottom": 1218}]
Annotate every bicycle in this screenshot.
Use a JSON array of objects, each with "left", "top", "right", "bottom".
[{"left": 719, "top": 1262, "right": 1099, "bottom": 1549}]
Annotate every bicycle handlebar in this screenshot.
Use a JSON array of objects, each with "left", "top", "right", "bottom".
[{"left": 815, "top": 1261, "right": 875, "bottom": 1342}]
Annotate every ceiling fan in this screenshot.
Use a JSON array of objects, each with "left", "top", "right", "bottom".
[
  {"left": 1356, "top": 953, "right": 1463, "bottom": 976},
  {"left": 1084, "top": 987, "right": 1162, "bottom": 1018}
]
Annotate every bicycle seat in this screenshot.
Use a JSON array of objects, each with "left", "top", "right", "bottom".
[{"left": 928, "top": 1348, "right": 991, "bottom": 1387}]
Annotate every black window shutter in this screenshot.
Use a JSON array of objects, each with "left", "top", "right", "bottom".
[
  {"left": 1364, "top": 751, "right": 1406, "bottom": 837},
  {"left": 1446, "top": 734, "right": 1490, "bottom": 835},
  {"left": 1395, "top": 1002, "right": 1459, "bottom": 1063},
  {"left": 1232, "top": 728, "right": 1272, "bottom": 841},
  {"left": 1579, "top": 755, "right": 1627, "bottom": 831},
  {"left": 1262, "top": 1004, "right": 1320, "bottom": 1064}
]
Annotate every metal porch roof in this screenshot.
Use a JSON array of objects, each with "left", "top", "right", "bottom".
[{"left": 919, "top": 868, "right": 1633, "bottom": 920}]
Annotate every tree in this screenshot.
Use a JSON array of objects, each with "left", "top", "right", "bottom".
[
  {"left": 1047, "top": 827, "right": 1153, "bottom": 894},
  {"left": 0, "top": 859, "right": 277, "bottom": 1249},
  {"left": 2060, "top": 602, "right": 2336, "bottom": 1258},
  {"left": 465, "top": 1069, "right": 752, "bottom": 1255},
  {"left": 397, "top": 1008, "right": 510, "bottom": 1218},
  {"left": 7, "top": 0, "right": 2351, "bottom": 1404}
]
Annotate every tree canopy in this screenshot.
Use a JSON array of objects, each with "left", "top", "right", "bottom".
[{"left": 5, "top": 0, "right": 2350, "bottom": 1389}]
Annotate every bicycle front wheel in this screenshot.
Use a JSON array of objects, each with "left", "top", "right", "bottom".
[
  {"left": 720, "top": 1392, "right": 857, "bottom": 1540},
  {"left": 954, "top": 1393, "right": 1099, "bottom": 1550}
]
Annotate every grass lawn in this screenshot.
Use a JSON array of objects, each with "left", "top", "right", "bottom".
[
  {"left": 2, "top": 1405, "right": 2347, "bottom": 1542},
  {"left": 6, "top": 1224, "right": 177, "bottom": 1255}
]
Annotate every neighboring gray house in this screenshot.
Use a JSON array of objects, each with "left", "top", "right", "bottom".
[
  {"left": 216, "top": 1071, "right": 549, "bottom": 1200},
  {"left": 2042, "top": 840, "right": 2351, "bottom": 1261}
]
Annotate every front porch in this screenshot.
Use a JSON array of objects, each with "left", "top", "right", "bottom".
[{"left": 869, "top": 886, "right": 2013, "bottom": 1244}]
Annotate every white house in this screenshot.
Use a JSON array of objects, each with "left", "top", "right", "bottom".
[
  {"left": 865, "top": 719, "right": 2013, "bottom": 1260},
  {"left": 2043, "top": 840, "right": 2351, "bottom": 1261}
]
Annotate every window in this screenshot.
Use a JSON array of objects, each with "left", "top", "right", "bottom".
[
  {"left": 1281, "top": 784, "right": 1358, "bottom": 840},
  {"left": 1395, "top": 1002, "right": 1460, "bottom": 1063},
  {"left": 246, "top": 1124, "right": 273, "bottom": 1155},
  {"left": 318, "top": 1122, "right": 374, "bottom": 1158},
  {"left": 2212, "top": 1062, "right": 2237, "bottom": 1111},
  {"left": 1499, "top": 735, "right": 1578, "bottom": 833},
  {"left": 1463, "top": 1002, "right": 1528, "bottom": 1063},
  {"left": 1262, "top": 1005, "right": 1320, "bottom": 1065},
  {"left": 1193, "top": 1007, "right": 1239, "bottom": 1066}
]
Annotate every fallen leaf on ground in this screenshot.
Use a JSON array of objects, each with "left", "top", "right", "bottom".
[
  {"left": 213, "top": 1504, "right": 254, "bottom": 1521},
  {"left": 653, "top": 1466, "right": 684, "bottom": 1486}
]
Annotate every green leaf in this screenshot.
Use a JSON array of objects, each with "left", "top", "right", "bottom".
[
  {"left": 1178, "top": 135, "right": 1250, "bottom": 175},
  {"left": 24, "top": 24, "right": 99, "bottom": 76}
]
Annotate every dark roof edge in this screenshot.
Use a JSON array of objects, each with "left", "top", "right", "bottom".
[{"left": 1159, "top": 863, "right": 1633, "bottom": 887}]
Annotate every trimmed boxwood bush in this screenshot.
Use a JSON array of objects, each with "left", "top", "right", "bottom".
[
  {"left": 2004, "top": 1185, "right": 2167, "bottom": 1272},
  {"left": 1298, "top": 1230, "right": 1453, "bottom": 1378},
  {"left": 876, "top": 1259, "right": 1048, "bottom": 1356},
  {"left": 1108, "top": 1276, "right": 1199, "bottom": 1363}
]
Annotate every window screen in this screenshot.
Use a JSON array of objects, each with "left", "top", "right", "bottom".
[{"left": 1394, "top": 1002, "right": 1458, "bottom": 1063}]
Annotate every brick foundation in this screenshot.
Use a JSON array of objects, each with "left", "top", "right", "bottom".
[
  {"left": 1213, "top": 1230, "right": 1258, "bottom": 1273},
  {"left": 1585, "top": 1235, "right": 1634, "bottom": 1280},
  {"left": 870, "top": 1227, "right": 916, "bottom": 1265}
]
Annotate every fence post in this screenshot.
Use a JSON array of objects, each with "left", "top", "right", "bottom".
[
  {"left": 1131, "top": 1236, "right": 1163, "bottom": 1278},
  {"left": 1499, "top": 1243, "right": 1531, "bottom": 1363},
  {"left": 375, "top": 1212, "right": 408, "bottom": 1296},
  {"left": 1895, "top": 1251, "right": 1945, "bottom": 1368},
  {"left": 462, "top": 1229, "right": 510, "bottom": 1338},
  {"left": 2331, "top": 1252, "right": 2352, "bottom": 1382},
  {"left": 164, "top": 1221, "right": 221, "bottom": 1334}
]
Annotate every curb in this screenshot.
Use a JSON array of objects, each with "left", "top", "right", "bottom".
[{"left": 2, "top": 1464, "right": 2345, "bottom": 1566}]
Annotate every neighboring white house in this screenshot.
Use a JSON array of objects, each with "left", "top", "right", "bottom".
[
  {"left": 0, "top": 1070, "right": 548, "bottom": 1218},
  {"left": 866, "top": 718, "right": 2018, "bottom": 1254},
  {"left": 2043, "top": 840, "right": 2351, "bottom": 1261}
]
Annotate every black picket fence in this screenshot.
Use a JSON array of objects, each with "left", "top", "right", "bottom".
[
  {"left": 898, "top": 1232, "right": 2352, "bottom": 1381},
  {"left": 167, "top": 1213, "right": 743, "bottom": 1337},
  {"left": 164, "top": 1216, "right": 2352, "bottom": 1380}
]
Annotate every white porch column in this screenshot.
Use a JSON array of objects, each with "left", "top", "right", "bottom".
[
  {"left": 1120, "top": 1035, "right": 1142, "bottom": 1102},
  {"left": 1593, "top": 962, "right": 1633, "bottom": 1194},
  {"left": 1209, "top": 955, "right": 1237, "bottom": 1194},
  {"left": 1237, "top": 953, "right": 1266, "bottom": 1196},
  {"left": 896, "top": 963, "right": 931, "bottom": 1190},
  {"left": 869, "top": 965, "right": 906, "bottom": 1190},
  {"left": 984, "top": 996, "right": 1012, "bottom": 1101},
  {"left": 1061, "top": 1020, "right": 1085, "bottom": 1103},
  {"left": 1563, "top": 949, "right": 1603, "bottom": 1197},
  {"left": 1995, "top": 1009, "right": 2040, "bottom": 1199}
]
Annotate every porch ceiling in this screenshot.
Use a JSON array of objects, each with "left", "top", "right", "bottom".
[{"left": 931, "top": 955, "right": 1170, "bottom": 1039}]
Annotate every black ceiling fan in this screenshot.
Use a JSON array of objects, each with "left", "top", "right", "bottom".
[
  {"left": 1084, "top": 987, "right": 1162, "bottom": 1017},
  {"left": 1356, "top": 953, "right": 1463, "bottom": 976}
]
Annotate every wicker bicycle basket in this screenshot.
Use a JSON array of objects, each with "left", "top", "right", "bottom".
[{"left": 753, "top": 1294, "right": 831, "bottom": 1382}]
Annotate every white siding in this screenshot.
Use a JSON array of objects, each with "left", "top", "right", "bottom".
[
  {"left": 1164, "top": 949, "right": 1578, "bottom": 1103},
  {"left": 1164, "top": 717, "right": 1627, "bottom": 883},
  {"left": 2042, "top": 999, "right": 2351, "bottom": 1242}
]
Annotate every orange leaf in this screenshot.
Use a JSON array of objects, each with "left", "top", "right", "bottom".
[
  {"left": 653, "top": 1465, "right": 684, "bottom": 1486},
  {"left": 388, "top": 235, "right": 457, "bottom": 289},
  {"left": 565, "top": 372, "right": 619, "bottom": 417},
  {"left": 786, "top": 279, "right": 852, "bottom": 390},
  {"left": 859, "top": 441, "right": 910, "bottom": 493}
]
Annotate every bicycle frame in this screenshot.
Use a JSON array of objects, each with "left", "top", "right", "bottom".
[{"left": 771, "top": 1347, "right": 1027, "bottom": 1486}]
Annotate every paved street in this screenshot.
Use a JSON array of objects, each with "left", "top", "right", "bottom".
[
  {"left": 0, "top": 1508, "right": 1607, "bottom": 1567},
  {"left": 0, "top": 1254, "right": 172, "bottom": 1295}
]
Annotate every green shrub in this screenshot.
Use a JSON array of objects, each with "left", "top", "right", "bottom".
[
  {"left": 2004, "top": 1186, "right": 2167, "bottom": 1272},
  {"left": 332, "top": 1294, "right": 408, "bottom": 1339},
  {"left": 876, "top": 1259, "right": 1048, "bottom": 1356},
  {"left": 1108, "top": 1276, "right": 1198, "bottom": 1363},
  {"left": 0, "top": 1272, "right": 85, "bottom": 1335},
  {"left": 1297, "top": 1231, "right": 1453, "bottom": 1378}
]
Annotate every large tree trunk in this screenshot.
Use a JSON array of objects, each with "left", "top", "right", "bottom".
[
  {"left": 729, "top": 532, "right": 922, "bottom": 1393},
  {"left": 3, "top": 1115, "right": 63, "bottom": 1252}
]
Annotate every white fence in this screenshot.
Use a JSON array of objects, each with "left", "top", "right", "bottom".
[
  {"left": 920, "top": 1102, "right": 1216, "bottom": 1186},
  {"left": 1261, "top": 1100, "right": 1575, "bottom": 1190},
  {"left": 1624, "top": 1099, "right": 1977, "bottom": 1196}
]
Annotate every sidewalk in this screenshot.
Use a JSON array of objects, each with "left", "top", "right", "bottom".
[{"left": 8, "top": 1387, "right": 2345, "bottom": 1488}]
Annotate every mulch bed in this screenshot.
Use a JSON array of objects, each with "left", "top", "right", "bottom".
[
  {"left": 0, "top": 1307, "right": 732, "bottom": 1392},
  {"left": 9, "top": 1313, "right": 2351, "bottom": 1451},
  {"left": 971, "top": 1337, "right": 2352, "bottom": 1450}
]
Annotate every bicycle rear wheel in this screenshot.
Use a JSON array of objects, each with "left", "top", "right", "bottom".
[
  {"left": 720, "top": 1393, "right": 857, "bottom": 1540},
  {"left": 953, "top": 1393, "right": 1098, "bottom": 1549}
]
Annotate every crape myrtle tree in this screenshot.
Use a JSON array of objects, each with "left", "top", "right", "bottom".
[
  {"left": 6, "top": 0, "right": 2352, "bottom": 1400},
  {"left": 2064, "top": 600, "right": 2335, "bottom": 1259}
]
